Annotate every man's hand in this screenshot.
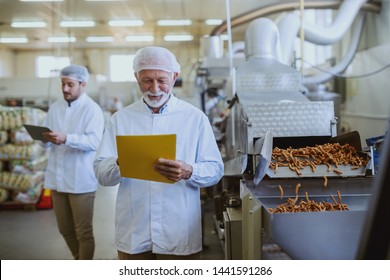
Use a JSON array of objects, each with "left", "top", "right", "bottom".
[
  {"left": 153, "top": 158, "right": 193, "bottom": 182},
  {"left": 42, "top": 131, "right": 67, "bottom": 145}
]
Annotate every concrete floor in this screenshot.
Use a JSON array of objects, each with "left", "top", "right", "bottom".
[{"left": 0, "top": 185, "right": 225, "bottom": 260}]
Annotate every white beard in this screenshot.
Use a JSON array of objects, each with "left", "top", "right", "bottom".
[{"left": 142, "top": 91, "right": 171, "bottom": 108}]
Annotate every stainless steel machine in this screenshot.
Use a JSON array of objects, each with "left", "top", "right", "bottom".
[
  {"left": 200, "top": 17, "right": 377, "bottom": 260},
  {"left": 195, "top": 2, "right": 386, "bottom": 258},
  {"left": 221, "top": 89, "right": 373, "bottom": 260},
  {"left": 218, "top": 50, "right": 377, "bottom": 258},
  {"left": 220, "top": 74, "right": 377, "bottom": 259}
]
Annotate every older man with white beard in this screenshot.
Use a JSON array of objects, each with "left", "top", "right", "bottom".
[{"left": 93, "top": 46, "right": 224, "bottom": 260}]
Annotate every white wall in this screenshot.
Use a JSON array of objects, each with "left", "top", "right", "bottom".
[
  {"left": 0, "top": 48, "right": 14, "bottom": 77},
  {"left": 341, "top": 44, "right": 390, "bottom": 142},
  {"left": 339, "top": 1, "right": 390, "bottom": 143},
  {"left": 0, "top": 76, "right": 138, "bottom": 109},
  {"left": 1, "top": 46, "right": 199, "bottom": 79},
  {"left": 0, "top": 45, "right": 200, "bottom": 109}
]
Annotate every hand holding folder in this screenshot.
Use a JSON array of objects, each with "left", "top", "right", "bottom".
[{"left": 116, "top": 134, "right": 176, "bottom": 183}]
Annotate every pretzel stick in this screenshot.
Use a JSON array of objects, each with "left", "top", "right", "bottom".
[
  {"left": 329, "top": 193, "right": 338, "bottom": 204},
  {"left": 323, "top": 175, "right": 328, "bottom": 187},
  {"left": 295, "top": 183, "right": 301, "bottom": 195},
  {"left": 333, "top": 169, "right": 343, "bottom": 175},
  {"left": 269, "top": 143, "right": 367, "bottom": 176},
  {"left": 278, "top": 185, "right": 284, "bottom": 199},
  {"left": 269, "top": 191, "right": 349, "bottom": 213}
]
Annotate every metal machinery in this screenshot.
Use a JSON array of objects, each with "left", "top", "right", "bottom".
[
  {"left": 195, "top": 35, "right": 245, "bottom": 259},
  {"left": 224, "top": 60, "right": 378, "bottom": 259},
  {"left": 195, "top": 1, "right": 386, "bottom": 259},
  {"left": 221, "top": 23, "right": 371, "bottom": 258}
]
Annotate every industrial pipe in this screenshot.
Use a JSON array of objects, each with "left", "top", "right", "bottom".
[
  {"left": 210, "top": 0, "right": 381, "bottom": 36},
  {"left": 278, "top": 0, "right": 369, "bottom": 64},
  {"left": 302, "top": 13, "right": 367, "bottom": 85}
]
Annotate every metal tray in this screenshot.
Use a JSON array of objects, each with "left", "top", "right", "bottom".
[
  {"left": 266, "top": 164, "right": 366, "bottom": 178},
  {"left": 249, "top": 177, "right": 373, "bottom": 196},
  {"left": 242, "top": 177, "right": 373, "bottom": 259},
  {"left": 266, "top": 131, "right": 369, "bottom": 179},
  {"left": 259, "top": 195, "right": 370, "bottom": 259}
]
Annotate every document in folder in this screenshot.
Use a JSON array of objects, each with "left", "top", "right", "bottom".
[{"left": 116, "top": 134, "right": 176, "bottom": 183}]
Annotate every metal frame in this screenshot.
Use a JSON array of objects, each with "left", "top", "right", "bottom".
[{"left": 357, "top": 125, "right": 390, "bottom": 259}]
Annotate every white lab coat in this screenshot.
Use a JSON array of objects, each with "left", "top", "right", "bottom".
[
  {"left": 43, "top": 93, "right": 105, "bottom": 193},
  {"left": 94, "top": 95, "right": 224, "bottom": 255}
]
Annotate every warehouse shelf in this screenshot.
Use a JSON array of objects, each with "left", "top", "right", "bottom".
[{"left": 0, "top": 105, "right": 48, "bottom": 210}]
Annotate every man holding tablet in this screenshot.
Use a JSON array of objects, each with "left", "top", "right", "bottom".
[{"left": 42, "top": 64, "right": 104, "bottom": 260}]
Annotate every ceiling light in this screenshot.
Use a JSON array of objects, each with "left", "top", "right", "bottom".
[
  {"left": 86, "top": 36, "right": 114, "bottom": 43},
  {"left": 205, "top": 19, "right": 223, "bottom": 26},
  {"left": 85, "top": 0, "right": 126, "bottom": 2},
  {"left": 0, "top": 37, "right": 29, "bottom": 43},
  {"left": 19, "top": 0, "right": 63, "bottom": 2},
  {"left": 108, "top": 20, "right": 144, "bottom": 27},
  {"left": 60, "top": 21, "right": 95, "bottom": 28},
  {"left": 11, "top": 21, "right": 47, "bottom": 28},
  {"left": 157, "top": 20, "right": 192, "bottom": 26},
  {"left": 125, "top": 35, "right": 154, "bottom": 42},
  {"left": 48, "top": 36, "right": 76, "bottom": 43},
  {"left": 164, "top": 35, "right": 193, "bottom": 42}
]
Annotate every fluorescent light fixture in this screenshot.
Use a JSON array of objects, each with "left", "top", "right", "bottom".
[
  {"left": 125, "top": 35, "right": 154, "bottom": 42},
  {"left": 11, "top": 21, "right": 47, "bottom": 28},
  {"left": 164, "top": 35, "right": 193, "bottom": 42},
  {"left": 205, "top": 19, "right": 223, "bottom": 25},
  {"left": 108, "top": 20, "right": 144, "bottom": 27},
  {"left": 0, "top": 37, "right": 29, "bottom": 43},
  {"left": 85, "top": 0, "right": 126, "bottom": 2},
  {"left": 86, "top": 36, "right": 114, "bottom": 43},
  {"left": 157, "top": 19, "right": 192, "bottom": 26},
  {"left": 48, "top": 36, "right": 76, "bottom": 43},
  {"left": 60, "top": 20, "right": 95, "bottom": 27},
  {"left": 19, "top": 0, "right": 63, "bottom": 2}
]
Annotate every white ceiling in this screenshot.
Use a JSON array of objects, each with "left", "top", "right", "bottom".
[{"left": 0, "top": 0, "right": 282, "bottom": 50}]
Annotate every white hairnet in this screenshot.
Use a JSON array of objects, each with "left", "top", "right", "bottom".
[
  {"left": 61, "top": 64, "right": 89, "bottom": 82},
  {"left": 133, "top": 46, "right": 181, "bottom": 73}
]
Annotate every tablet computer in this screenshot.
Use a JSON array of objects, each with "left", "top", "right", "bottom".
[{"left": 23, "top": 124, "right": 52, "bottom": 142}]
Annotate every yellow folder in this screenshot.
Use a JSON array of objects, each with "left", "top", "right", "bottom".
[{"left": 116, "top": 134, "right": 176, "bottom": 184}]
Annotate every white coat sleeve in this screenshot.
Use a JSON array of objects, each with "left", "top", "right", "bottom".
[
  {"left": 93, "top": 118, "right": 121, "bottom": 186},
  {"left": 185, "top": 115, "right": 224, "bottom": 188},
  {"left": 65, "top": 107, "right": 105, "bottom": 151}
]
